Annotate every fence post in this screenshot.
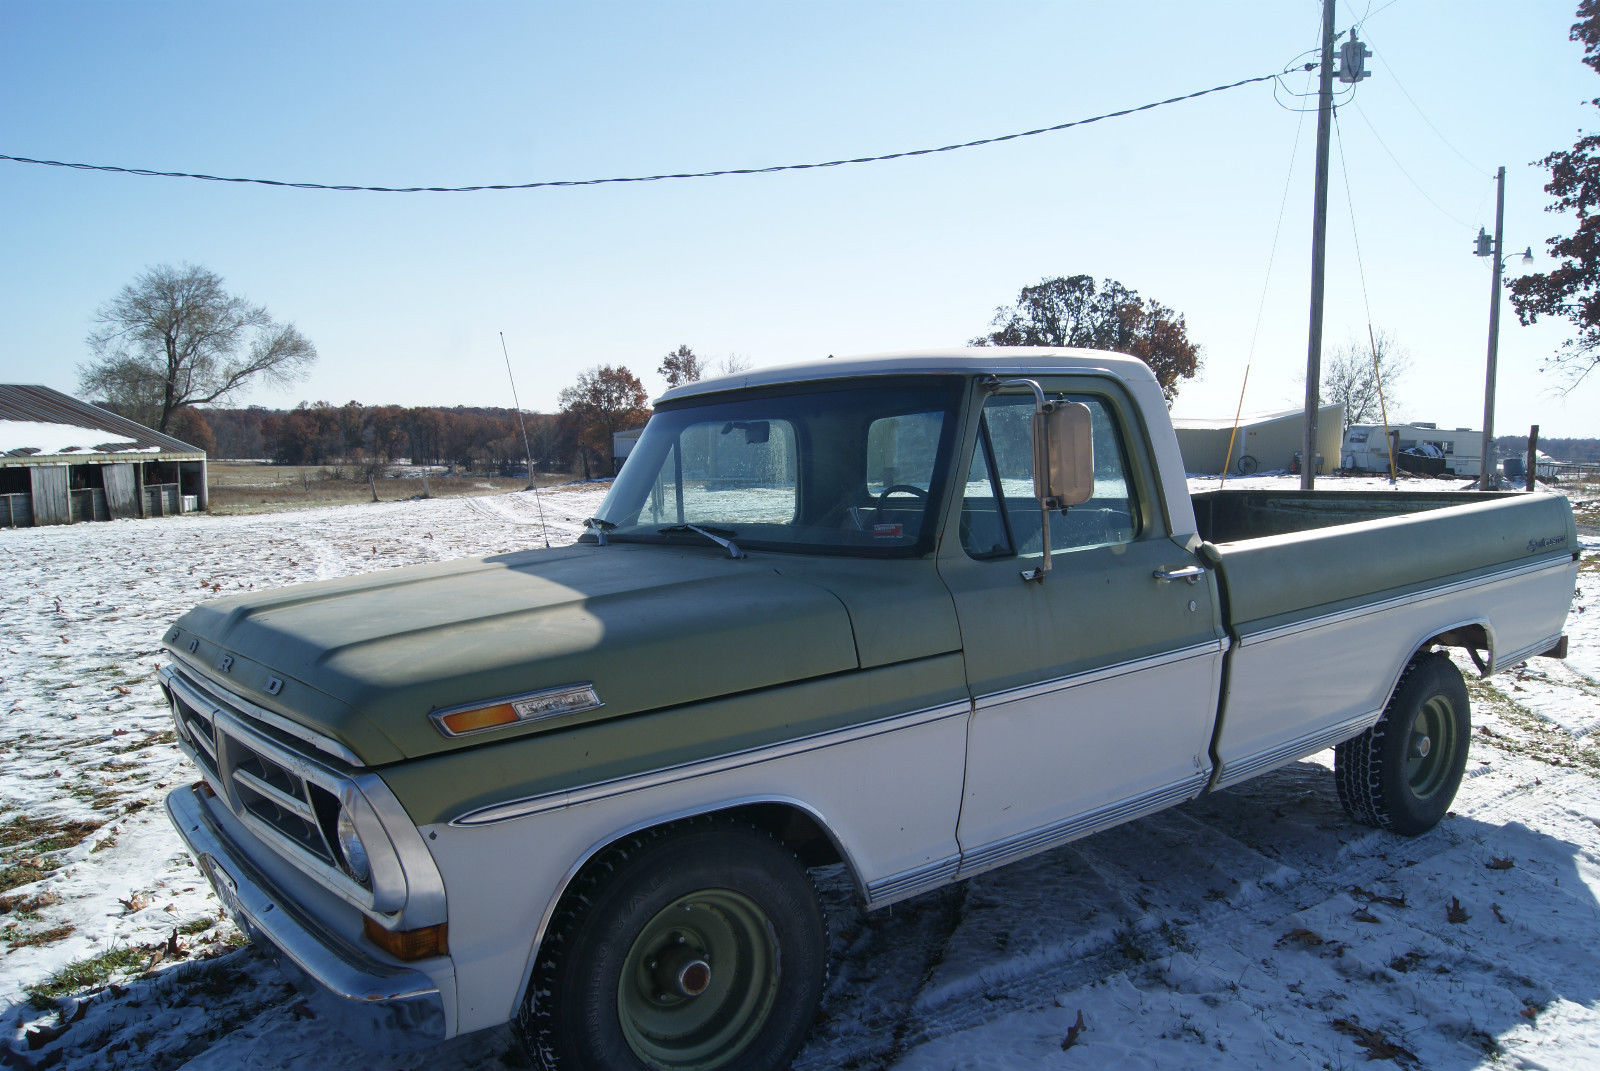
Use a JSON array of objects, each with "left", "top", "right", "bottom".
[{"left": 1525, "top": 425, "right": 1539, "bottom": 492}]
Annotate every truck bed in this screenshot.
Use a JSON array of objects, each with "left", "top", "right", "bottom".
[
  {"left": 1191, "top": 488, "right": 1578, "bottom": 790},
  {"left": 1192, "top": 488, "right": 1503, "bottom": 544}
]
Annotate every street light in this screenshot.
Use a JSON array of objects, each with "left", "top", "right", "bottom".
[{"left": 1472, "top": 167, "right": 1534, "bottom": 491}]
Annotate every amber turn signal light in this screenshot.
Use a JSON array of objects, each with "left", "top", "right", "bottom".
[
  {"left": 435, "top": 703, "right": 519, "bottom": 736},
  {"left": 364, "top": 917, "right": 448, "bottom": 961}
]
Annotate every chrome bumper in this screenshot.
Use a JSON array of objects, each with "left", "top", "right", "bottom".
[{"left": 166, "top": 783, "right": 447, "bottom": 1048}]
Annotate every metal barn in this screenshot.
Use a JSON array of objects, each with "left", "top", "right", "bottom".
[
  {"left": 0, "top": 385, "right": 208, "bottom": 528},
  {"left": 1172, "top": 404, "right": 1345, "bottom": 477}
]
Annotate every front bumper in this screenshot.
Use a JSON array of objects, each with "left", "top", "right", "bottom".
[{"left": 166, "top": 783, "right": 448, "bottom": 1048}]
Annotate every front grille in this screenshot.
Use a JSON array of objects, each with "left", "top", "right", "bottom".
[{"left": 167, "top": 671, "right": 353, "bottom": 884}]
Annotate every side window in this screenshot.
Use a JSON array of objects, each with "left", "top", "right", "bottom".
[{"left": 960, "top": 393, "right": 1142, "bottom": 560}]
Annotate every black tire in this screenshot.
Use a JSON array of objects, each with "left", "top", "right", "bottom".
[
  {"left": 516, "top": 816, "right": 827, "bottom": 1071},
  {"left": 1236, "top": 455, "right": 1259, "bottom": 476},
  {"left": 1335, "top": 651, "right": 1471, "bottom": 836}
]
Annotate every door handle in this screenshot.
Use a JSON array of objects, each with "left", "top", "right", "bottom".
[{"left": 1152, "top": 564, "right": 1206, "bottom": 585}]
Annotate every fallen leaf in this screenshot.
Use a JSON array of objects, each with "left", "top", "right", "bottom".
[
  {"left": 1352, "top": 885, "right": 1408, "bottom": 908},
  {"left": 25, "top": 1021, "right": 67, "bottom": 1049},
  {"left": 1486, "top": 857, "right": 1515, "bottom": 871},
  {"left": 1352, "top": 907, "right": 1381, "bottom": 923},
  {"left": 1492, "top": 903, "right": 1508, "bottom": 924},
  {"left": 1277, "top": 927, "right": 1325, "bottom": 947},
  {"left": 1447, "top": 897, "right": 1470, "bottom": 924},
  {"left": 1060, "top": 1009, "right": 1086, "bottom": 1051}
]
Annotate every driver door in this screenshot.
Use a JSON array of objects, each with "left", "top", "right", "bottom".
[{"left": 940, "top": 382, "right": 1225, "bottom": 877}]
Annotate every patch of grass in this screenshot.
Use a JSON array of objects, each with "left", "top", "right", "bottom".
[
  {"left": 24, "top": 943, "right": 151, "bottom": 1007},
  {"left": 181, "top": 959, "right": 249, "bottom": 1000},
  {"left": 0, "top": 890, "right": 61, "bottom": 915},
  {"left": 175, "top": 917, "right": 218, "bottom": 937},
  {"left": 206, "top": 462, "right": 566, "bottom": 516},
  {"left": 7, "top": 922, "right": 76, "bottom": 948},
  {"left": 1469, "top": 676, "right": 1600, "bottom": 776},
  {"left": 0, "top": 815, "right": 102, "bottom": 853},
  {"left": 0, "top": 859, "right": 54, "bottom": 894}
]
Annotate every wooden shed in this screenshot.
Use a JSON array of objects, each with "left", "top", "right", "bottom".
[{"left": 0, "top": 385, "right": 208, "bottom": 528}]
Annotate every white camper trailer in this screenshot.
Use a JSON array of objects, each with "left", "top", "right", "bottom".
[{"left": 1342, "top": 423, "right": 1488, "bottom": 479}]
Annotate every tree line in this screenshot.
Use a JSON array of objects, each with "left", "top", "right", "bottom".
[{"left": 189, "top": 402, "right": 584, "bottom": 473}]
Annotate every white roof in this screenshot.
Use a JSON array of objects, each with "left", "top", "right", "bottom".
[
  {"left": 656, "top": 348, "right": 1158, "bottom": 404},
  {"left": 0, "top": 419, "right": 156, "bottom": 456}
]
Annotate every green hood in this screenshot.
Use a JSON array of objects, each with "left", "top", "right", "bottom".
[{"left": 164, "top": 543, "right": 859, "bottom": 764}]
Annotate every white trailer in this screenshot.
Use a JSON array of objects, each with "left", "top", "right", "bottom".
[{"left": 1342, "top": 423, "right": 1487, "bottom": 478}]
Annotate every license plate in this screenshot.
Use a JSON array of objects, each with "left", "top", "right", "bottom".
[{"left": 201, "top": 854, "right": 247, "bottom": 925}]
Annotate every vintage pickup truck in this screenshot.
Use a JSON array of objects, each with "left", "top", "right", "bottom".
[{"left": 162, "top": 349, "right": 1578, "bottom": 1070}]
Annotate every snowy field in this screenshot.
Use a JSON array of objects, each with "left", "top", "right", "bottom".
[{"left": 1, "top": 475, "right": 1596, "bottom": 1070}]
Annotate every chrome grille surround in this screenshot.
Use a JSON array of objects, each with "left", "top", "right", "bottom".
[{"left": 160, "top": 664, "right": 419, "bottom": 918}]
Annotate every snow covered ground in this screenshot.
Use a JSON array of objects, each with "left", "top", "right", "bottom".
[{"left": 1, "top": 475, "right": 1595, "bottom": 1070}]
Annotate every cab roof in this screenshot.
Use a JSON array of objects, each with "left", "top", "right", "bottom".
[{"left": 655, "top": 348, "right": 1159, "bottom": 405}]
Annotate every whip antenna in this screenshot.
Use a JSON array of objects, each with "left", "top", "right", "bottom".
[{"left": 500, "top": 331, "right": 551, "bottom": 549}]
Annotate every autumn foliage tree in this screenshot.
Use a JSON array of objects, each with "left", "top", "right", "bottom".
[
  {"left": 558, "top": 365, "right": 651, "bottom": 477},
  {"left": 973, "top": 275, "right": 1201, "bottom": 401},
  {"left": 1507, "top": 1, "right": 1600, "bottom": 390}
]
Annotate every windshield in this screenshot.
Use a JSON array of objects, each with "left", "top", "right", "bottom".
[{"left": 587, "top": 377, "right": 963, "bottom": 557}]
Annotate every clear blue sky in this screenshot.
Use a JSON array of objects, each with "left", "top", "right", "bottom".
[{"left": 3, "top": 1, "right": 1597, "bottom": 437}]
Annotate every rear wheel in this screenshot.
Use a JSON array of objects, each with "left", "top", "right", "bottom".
[
  {"left": 1335, "top": 651, "right": 1471, "bottom": 836},
  {"left": 518, "top": 816, "right": 827, "bottom": 1071}
]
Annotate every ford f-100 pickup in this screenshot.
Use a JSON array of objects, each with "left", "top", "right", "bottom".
[{"left": 162, "top": 349, "right": 1578, "bottom": 1070}]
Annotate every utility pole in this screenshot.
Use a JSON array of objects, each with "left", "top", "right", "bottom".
[
  {"left": 1300, "top": 0, "right": 1338, "bottom": 491},
  {"left": 1477, "top": 166, "right": 1507, "bottom": 491}
]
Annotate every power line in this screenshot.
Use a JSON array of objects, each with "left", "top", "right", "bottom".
[
  {"left": 1350, "top": 100, "right": 1475, "bottom": 229},
  {"left": 1364, "top": 37, "right": 1491, "bottom": 179},
  {"left": 0, "top": 72, "right": 1281, "bottom": 194}
]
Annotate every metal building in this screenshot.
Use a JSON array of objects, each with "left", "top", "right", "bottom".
[
  {"left": 0, "top": 385, "right": 208, "bottom": 528},
  {"left": 1172, "top": 404, "right": 1345, "bottom": 477}
]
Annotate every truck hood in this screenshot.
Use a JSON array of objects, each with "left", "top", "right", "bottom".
[{"left": 164, "top": 543, "right": 859, "bottom": 764}]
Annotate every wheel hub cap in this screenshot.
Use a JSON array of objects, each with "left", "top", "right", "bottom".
[{"left": 653, "top": 941, "right": 713, "bottom": 998}]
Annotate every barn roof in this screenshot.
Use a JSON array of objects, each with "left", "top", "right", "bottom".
[{"left": 0, "top": 385, "right": 205, "bottom": 463}]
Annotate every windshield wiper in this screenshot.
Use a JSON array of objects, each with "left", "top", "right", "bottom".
[
  {"left": 659, "top": 523, "right": 745, "bottom": 560},
  {"left": 583, "top": 517, "right": 616, "bottom": 546}
]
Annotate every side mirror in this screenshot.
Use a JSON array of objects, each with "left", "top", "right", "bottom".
[{"left": 1033, "top": 401, "right": 1094, "bottom": 509}]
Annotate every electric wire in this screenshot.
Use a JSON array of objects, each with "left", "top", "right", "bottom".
[
  {"left": 1353, "top": 0, "right": 1406, "bottom": 28},
  {"left": 0, "top": 72, "right": 1280, "bottom": 194},
  {"left": 1364, "top": 36, "right": 1491, "bottom": 178},
  {"left": 1220, "top": 64, "right": 1319, "bottom": 489},
  {"left": 1333, "top": 111, "right": 1399, "bottom": 481},
  {"left": 1350, "top": 100, "right": 1476, "bottom": 229}
]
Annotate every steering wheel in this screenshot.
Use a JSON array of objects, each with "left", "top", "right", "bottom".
[{"left": 873, "top": 484, "right": 927, "bottom": 525}]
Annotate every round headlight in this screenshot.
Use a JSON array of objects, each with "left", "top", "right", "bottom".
[{"left": 336, "top": 808, "right": 371, "bottom": 886}]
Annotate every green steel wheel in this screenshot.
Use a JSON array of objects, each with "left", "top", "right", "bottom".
[
  {"left": 517, "top": 816, "right": 827, "bottom": 1071},
  {"left": 616, "top": 889, "right": 780, "bottom": 1068},
  {"left": 1336, "top": 651, "right": 1471, "bottom": 836},
  {"left": 1405, "top": 693, "right": 1461, "bottom": 801}
]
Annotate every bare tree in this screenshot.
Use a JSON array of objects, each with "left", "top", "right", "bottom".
[
  {"left": 1322, "top": 330, "right": 1408, "bottom": 428},
  {"left": 714, "top": 353, "right": 753, "bottom": 375},
  {"left": 80, "top": 263, "right": 316, "bottom": 432},
  {"left": 658, "top": 345, "right": 703, "bottom": 388}
]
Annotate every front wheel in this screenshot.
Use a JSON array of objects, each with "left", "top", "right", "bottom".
[
  {"left": 1335, "top": 651, "right": 1471, "bottom": 836},
  {"left": 517, "top": 816, "right": 827, "bottom": 1071}
]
